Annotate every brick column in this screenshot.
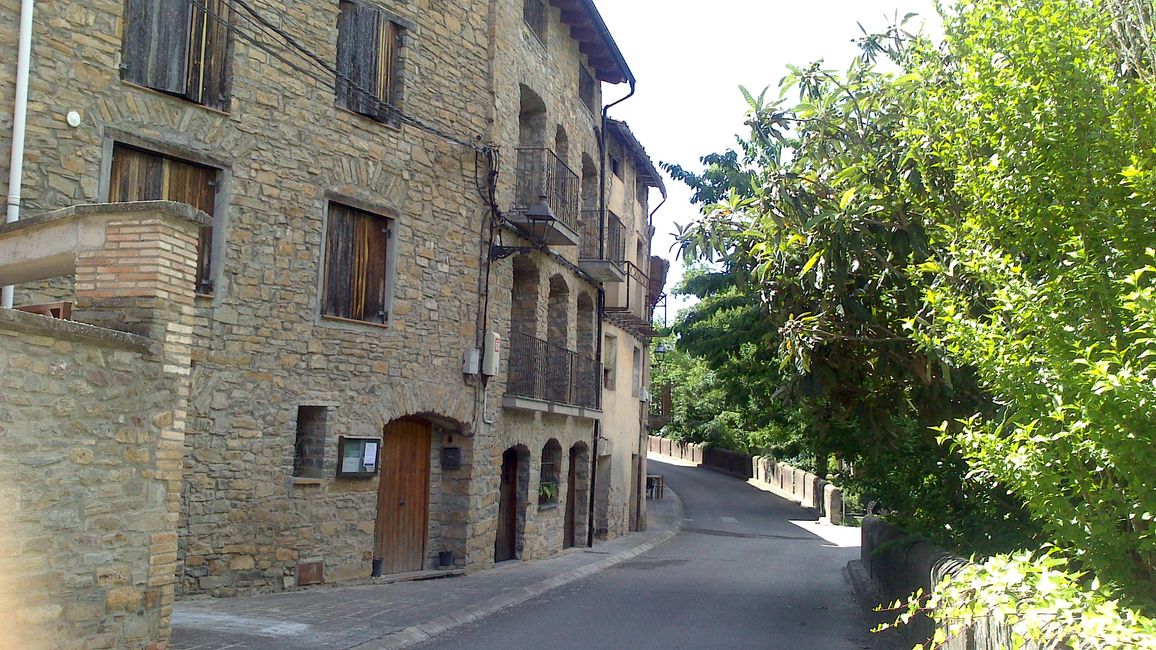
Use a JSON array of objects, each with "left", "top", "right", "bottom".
[{"left": 72, "top": 204, "right": 202, "bottom": 648}]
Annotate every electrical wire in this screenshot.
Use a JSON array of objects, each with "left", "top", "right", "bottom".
[{"left": 188, "top": 0, "right": 494, "bottom": 153}]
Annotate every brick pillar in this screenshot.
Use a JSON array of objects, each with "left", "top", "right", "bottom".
[{"left": 72, "top": 204, "right": 202, "bottom": 647}]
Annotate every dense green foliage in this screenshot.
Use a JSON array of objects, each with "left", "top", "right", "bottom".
[{"left": 661, "top": 0, "right": 1156, "bottom": 627}]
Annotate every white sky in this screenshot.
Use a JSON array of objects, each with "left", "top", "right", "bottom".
[{"left": 594, "top": 0, "right": 941, "bottom": 321}]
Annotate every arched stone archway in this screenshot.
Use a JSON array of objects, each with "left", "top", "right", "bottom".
[
  {"left": 496, "top": 445, "right": 531, "bottom": 562},
  {"left": 565, "top": 441, "right": 591, "bottom": 548}
]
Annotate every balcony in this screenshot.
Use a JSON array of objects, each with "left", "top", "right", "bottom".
[
  {"left": 578, "top": 210, "right": 626, "bottom": 283},
  {"left": 511, "top": 148, "right": 580, "bottom": 247},
  {"left": 604, "top": 260, "right": 654, "bottom": 339},
  {"left": 504, "top": 330, "right": 601, "bottom": 418},
  {"left": 647, "top": 381, "right": 673, "bottom": 430}
]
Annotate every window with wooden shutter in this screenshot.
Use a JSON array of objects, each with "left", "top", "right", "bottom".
[
  {"left": 323, "top": 204, "right": 392, "bottom": 324},
  {"left": 523, "top": 0, "right": 548, "bottom": 45},
  {"left": 579, "top": 66, "right": 597, "bottom": 115},
  {"left": 108, "top": 144, "right": 220, "bottom": 293},
  {"left": 336, "top": 1, "right": 403, "bottom": 122},
  {"left": 121, "top": 0, "right": 232, "bottom": 110}
]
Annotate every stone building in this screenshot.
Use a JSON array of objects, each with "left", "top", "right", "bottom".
[{"left": 0, "top": 0, "right": 665, "bottom": 626}]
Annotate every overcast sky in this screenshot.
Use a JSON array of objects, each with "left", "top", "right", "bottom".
[{"left": 594, "top": 0, "right": 941, "bottom": 320}]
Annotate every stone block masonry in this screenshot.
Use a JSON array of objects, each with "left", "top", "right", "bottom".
[{"left": 0, "top": 203, "right": 202, "bottom": 649}]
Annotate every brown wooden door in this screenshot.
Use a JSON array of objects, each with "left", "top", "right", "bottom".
[
  {"left": 563, "top": 451, "right": 577, "bottom": 548},
  {"left": 494, "top": 448, "right": 518, "bottom": 562},
  {"left": 375, "top": 419, "right": 431, "bottom": 574}
]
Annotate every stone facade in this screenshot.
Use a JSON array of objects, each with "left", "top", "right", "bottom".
[{"left": 0, "top": 0, "right": 662, "bottom": 604}]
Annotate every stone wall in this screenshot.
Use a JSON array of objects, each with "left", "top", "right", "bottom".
[
  {"left": 856, "top": 517, "right": 1048, "bottom": 650},
  {"left": 647, "top": 436, "right": 844, "bottom": 525},
  {"left": 0, "top": 203, "right": 201, "bottom": 648}
]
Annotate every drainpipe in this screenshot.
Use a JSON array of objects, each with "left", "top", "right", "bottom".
[
  {"left": 2, "top": 0, "right": 35, "bottom": 309},
  {"left": 587, "top": 78, "right": 636, "bottom": 547}
]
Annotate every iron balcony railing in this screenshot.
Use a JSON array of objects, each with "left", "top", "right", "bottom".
[
  {"left": 579, "top": 210, "right": 626, "bottom": 262},
  {"left": 514, "top": 148, "right": 580, "bottom": 237},
  {"left": 507, "top": 330, "right": 601, "bottom": 409},
  {"left": 605, "top": 260, "right": 650, "bottom": 320}
]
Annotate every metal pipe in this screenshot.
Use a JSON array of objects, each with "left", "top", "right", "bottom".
[{"left": 2, "top": 0, "right": 35, "bottom": 309}]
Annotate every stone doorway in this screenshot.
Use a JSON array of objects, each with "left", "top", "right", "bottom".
[
  {"left": 495, "top": 446, "right": 529, "bottom": 562},
  {"left": 564, "top": 442, "right": 590, "bottom": 548},
  {"left": 374, "top": 418, "right": 432, "bottom": 574}
]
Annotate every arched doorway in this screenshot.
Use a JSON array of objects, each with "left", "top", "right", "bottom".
[
  {"left": 375, "top": 418, "right": 432, "bottom": 574},
  {"left": 564, "top": 442, "right": 590, "bottom": 548},
  {"left": 495, "top": 446, "right": 529, "bottom": 562}
]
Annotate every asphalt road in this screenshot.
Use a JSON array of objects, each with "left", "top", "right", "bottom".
[{"left": 421, "top": 458, "right": 871, "bottom": 650}]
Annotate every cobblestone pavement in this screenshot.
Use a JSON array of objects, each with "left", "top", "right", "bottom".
[{"left": 170, "top": 485, "right": 683, "bottom": 650}]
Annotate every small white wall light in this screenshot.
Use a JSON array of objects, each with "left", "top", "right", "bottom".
[{"left": 65, "top": 111, "right": 81, "bottom": 128}]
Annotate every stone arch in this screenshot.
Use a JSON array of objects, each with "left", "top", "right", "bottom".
[
  {"left": 555, "top": 125, "right": 570, "bottom": 165},
  {"left": 576, "top": 293, "right": 595, "bottom": 359},
  {"left": 496, "top": 444, "right": 531, "bottom": 562},
  {"left": 538, "top": 439, "right": 562, "bottom": 507},
  {"left": 518, "top": 85, "right": 547, "bottom": 149},
  {"left": 565, "top": 441, "right": 591, "bottom": 548},
  {"left": 511, "top": 255, "right": 540, "bottom": 338},
  {"left": 581, "top": 154, "right": 598, "bottom": 210},
  {"left": 547, "top": 274, "right": 569, "bottom": 348}
]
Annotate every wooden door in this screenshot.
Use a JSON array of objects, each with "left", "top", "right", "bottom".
[
  {"left": 375, "top": 419, "right": 431, "bottom": 574},
  {"left": 494, "top": 448, "right": 518, "bottom": 562},
  {"left": 563, "top": 451, "right": 577, "bottom": 548}
]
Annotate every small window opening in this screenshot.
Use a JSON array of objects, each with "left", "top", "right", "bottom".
[{"left": 294, "top": 406, "right": 329, "bottom": 478}]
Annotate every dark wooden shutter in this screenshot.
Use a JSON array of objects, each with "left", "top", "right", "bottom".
[
  {"left": 324, "top": 204, "right": 357, "bottom": 319},
  {"left": 324, "top": 204, "right": 389, "bottom": 324},
  {"left": 122, "top": 0, "right": 191, "bottom": 95},
  {"left": 166, "top": 159, "right": 218, "bottom": 292},
  {"left": 187, "top": 0, "right": 232, "bottom": 110},
  {"left": 337, "top": 1, "right": 382, "bottom": 116},
  {"left": 377, "top": 21, "right": 401, "bottom": 114},
  {"left": 109, "top": 146, "right": 165, "bottom": 203}
]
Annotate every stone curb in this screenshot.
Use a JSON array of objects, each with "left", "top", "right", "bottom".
[{"left": 352, "top": 489, "right": 685, "bottom": 650}]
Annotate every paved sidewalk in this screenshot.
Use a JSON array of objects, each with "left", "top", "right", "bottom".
[{"left": 170, "top": 490, "right": 682, "bottom": 650}]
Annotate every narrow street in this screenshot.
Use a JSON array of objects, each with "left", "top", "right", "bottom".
[{"left": 422, "top": 457, "right": 870, "bottom": 650}]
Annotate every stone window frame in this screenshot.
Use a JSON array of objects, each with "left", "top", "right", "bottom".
[
  {"left": 579, "top": 65, "right": 597, "bottom": 116},
  {"left": 335, "top": 0, "right": 413, "bottom": 127},
  {"left": 603, "top": 333, "right": 618, "bottom": 390},
  {"left": 293, "top": 406, "right": 330, "bottom": 479},
  {"left": 631, "top": 345, "right": 642, "bottom": 398},
  {"left": 316, "top": 193, "right": 400, "bottom": 330},
  {"left": 538, "top": 439, "right": 562, "bottom": 508},
  {"left": 97, "top": 132, "right": 233, "bottom": 299}
]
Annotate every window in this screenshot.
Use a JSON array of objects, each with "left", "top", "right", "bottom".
[
  {"left": 523, "top": 0, "right": 548, "bottom": 45},
  {"left": 121, "top": 0, "right": 231, "bottom": 110},
  {"left": 579, "top": 66, "right": 596, "bottom": 114},
  {"left": 322, "top": 203, "right": 393, "bottom": 324},
  {"left": 631, "top": 346, "right": 642, "bottom": 397},
  {"left": 603, "top": 334, "right": 618, "bottom": 390},
  {"left": 610, "top": 155, "right": 622, "bottom": 180},
  {"left": 539, "top": 439, "right": 561, "bottom": 507},
  {"left": 336, "top": 0, "right": 403, "bottom": 122},
  {"left": 293, "top": 406, "right": 329, "bottom": 478},
  {"left": 108, "top": 144, "right": 219, "bottom": 293}
]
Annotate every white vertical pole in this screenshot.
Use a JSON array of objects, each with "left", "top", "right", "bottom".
[{"left": 3, "top": 0, "right": 35, "bottom": 308}]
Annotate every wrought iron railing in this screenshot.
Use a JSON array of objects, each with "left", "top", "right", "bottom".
[
  {"left": 605, "top": 260, "right": 649, "bottom": 319},
  {"left": 579, "top": 210, "right": 626, "bottom": 262},
  {"left": 507, "top": 330, "right": 601, "bottom": 409},
  {"left": 514, "top": 148, "right": 580, "bottom": 237}
]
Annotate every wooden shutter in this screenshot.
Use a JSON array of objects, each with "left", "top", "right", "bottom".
[
  {"left": 377, "top": 20, "right": 401, "bottom": 115},
  {"left": 187, "top": 0, "right": 232, "bottom": 110},
  {"left": 166, "top": 159, "right": 218, "bottom": 292},
  {"left": 122, "top": 0, "right": 191, "bottom": 95},
  {"left": 324, "top": 205, "right": 389, "bottom": 324},
  {"left": 337, "top": 1, "right": 381, "bottom": 117},
  {"left": 109, "top": 145, "right": 217, "bottom": 292}
]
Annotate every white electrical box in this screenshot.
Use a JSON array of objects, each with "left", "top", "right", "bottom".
[
  {"left": 463, "top": 347, "right": 481, "bottom": 375},
  {"left": 482, "top": 331, "right": 501, "bottom": 376}
]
